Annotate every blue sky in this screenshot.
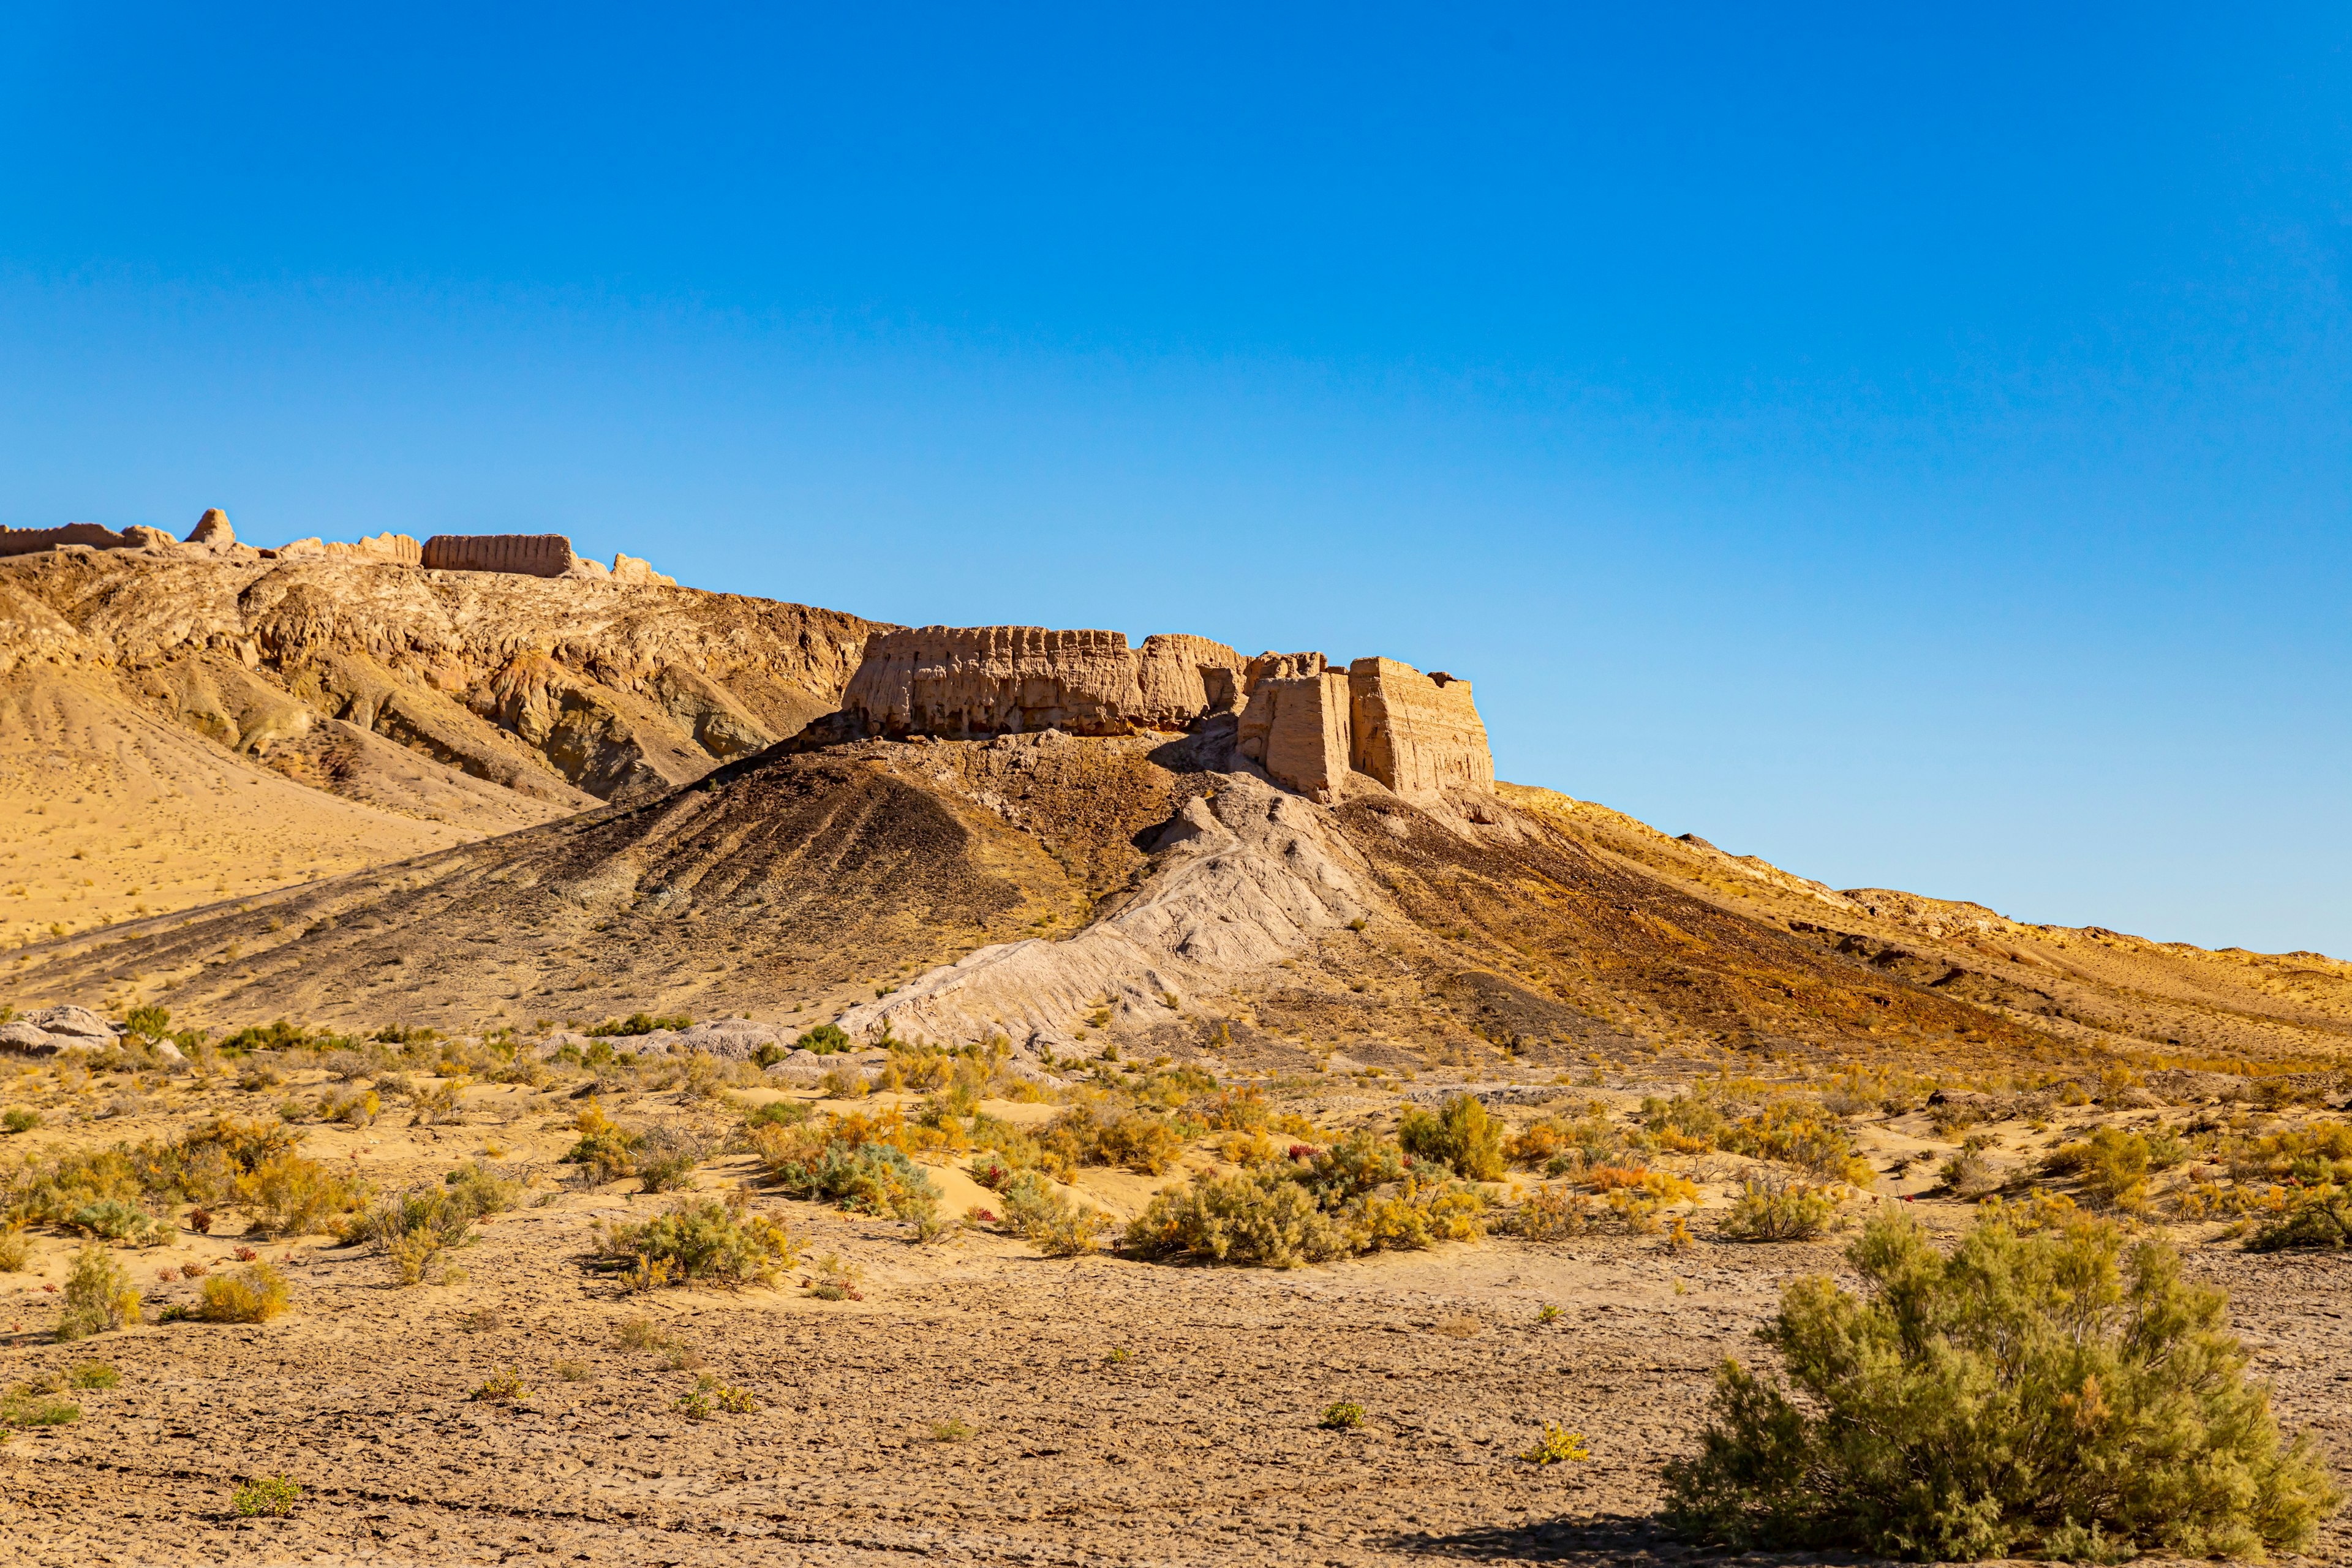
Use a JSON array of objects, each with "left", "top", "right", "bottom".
[{"left": 5, "top": 4, "right": 2348, "bottom": 954}]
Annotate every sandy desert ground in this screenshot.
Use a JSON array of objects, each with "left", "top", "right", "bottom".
[{"left": 1, "top": 1045, "right": 2346, "bottom": 1567}]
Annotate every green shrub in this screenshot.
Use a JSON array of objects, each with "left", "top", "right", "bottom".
[
  {"left": 998, "top": 1172, "right": 1111, "bottom": 1255},
  {"left": 1321, "top": 1401, "right": 1364, "bottom": 1430},
  {"left": 594, "top": 1197, "right": 797, "bottom": 1289},
  {"left": 1126, "top": 1168, "right": 1349, "bottom": 1267},
  {"left": 1716, "top": 1177, "right": 1839, "bottom": 1242},
  {"left": 69, "top": 1197, "right": 171, "bottom": 1246},
  {"left": 2, "top": 1108, "right": 37, "bottom": 1134},
  {"left": 55, "top": 1245, "right": 140, "bottom": 1340},
  {"left": 587, "top": 1011, "right": 691, "bottom": 1038},
  {"left": 793, "top": 1023, "right": 853, "bottom": 1055},
  {"left": 2043, "top": 1126, "right": 2152, "bottom": 1210},
  {"left": 347, "top": 1160, "right": 521, "bottom": 1283},
  {"left": 1717, "top": 1099, "right": 1872, "bottom": 1185},
  {"left": 560, "top": 1098, "right": 641, "bottom": 1183},
  {"left": 232, "top": 1474, "right": 301, "bottom": 1517},
  {"left": 0, "top": 1227, "right": 30, "bottom": 1271},
  {"left": 758, "top": 1124, "right": 941, "bottom": 1224},
  {"left": 1396, "top": 1095, "right": 1506, "bottom": 1181},
  {"left": 1662, "top": 1207, "right": 2340, "bottom": 1559}
]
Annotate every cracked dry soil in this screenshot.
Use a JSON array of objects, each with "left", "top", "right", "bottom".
[{"left": 4, "top": 1193, "right": 2350, "bottom": 1568}]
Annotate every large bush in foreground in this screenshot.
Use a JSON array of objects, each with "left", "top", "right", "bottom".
[{"left": 1664, "top": 1206, "right": 2338, "bottom": 1561}]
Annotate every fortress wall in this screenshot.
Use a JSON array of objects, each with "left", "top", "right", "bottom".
[
  {"left": 1239, "top": 671, "right": 1354, "bottom": 801},
  {"left": 1134, "top": 633, "right": 1247, "bottom": 726},
  {"left": 421, "top": 533, "right": 579, "bottom": 578},
  {"left": 1347, "top": 657, "right": 1494, "bottom": 794},
  {"left": 0, "top": 524, "right": 146, "bottom": 558},
  {"left": 843, "top": 625, "right": 1146, "bottom": 736}
]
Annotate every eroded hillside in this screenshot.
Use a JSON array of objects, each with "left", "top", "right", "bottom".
[{"left": 0, "top": 546, "right": 882, "bottom": 941}]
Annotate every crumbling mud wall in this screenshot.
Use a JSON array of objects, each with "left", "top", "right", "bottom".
[
  {"left": 843, "top": 626, "right": 1244, "bottom": 737},
  {"left": 1237, "top": 653, "right": 1494, "bottom": 799},
  {"left": 421, "top": 533, "right": 579, "bottom": 578},
  {"left": 1346, "top": 657, "right": 1494, "bottom": 793},
  {"left": 0, "top": 524, "right": 151, "bottom": 557}
]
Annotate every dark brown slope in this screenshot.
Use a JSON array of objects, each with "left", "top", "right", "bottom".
[{"left": 1, "top": 739, "right": 1183, "bottom": 1033}]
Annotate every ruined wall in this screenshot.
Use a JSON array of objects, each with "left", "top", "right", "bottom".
[
  {"left": 843, "top": 625, "right": 1243, "bottom": 737},
  {"left": 1237, "top": 652, "right": 1496, "bottom": 799},
  {"left": 1237, "top": 672, "right": 1354, "bottom": 801},
  {"left": 0, "top": 523, "right": 148, "bottom": 558},
  {"left": 1347, "top": 657, "right": 1494, "bottom": 793},
  {"left": 421, "top": 533, "right": 579, "bottom": 578}
]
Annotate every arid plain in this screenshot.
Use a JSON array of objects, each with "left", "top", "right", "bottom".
[{"left": 1, "top": 517, "right": 2348, "bottom": 1565}]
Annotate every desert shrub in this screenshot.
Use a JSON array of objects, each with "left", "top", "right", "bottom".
[
  {"left": 2042, "top": 1126, "right": 2150, "bottom": 1210},
  {"left": 753, "top": 1112, "right": 942, "bottom": 1223},
  {"left": 55, "top": 1245, "right": 140, "bottom": 1340},
  {"left": 349, "top": 1161, "right": 520, "bottom": 1283},
  {"left": 1718, "top": 1099, "right": 1872, "bottom": 1185},
  {"left": 1321, "top": 1401, "right": 1365, "bottom": 1430},
  {"left": 1038, "top": 1104, "right": 1185, "bottom": 1176},
  {"left": 1662, "top": 1206, "right": 2340, "bottom": 1559},
  {"left": 1937, "top": 1134, "right": 2001, "bottom": 1199},
  {"left": 1126, "top": 1169, "right": 1351, "bottom": 1267},
  {"left": 1353, "top": 1177, "right": 1488, "bottom": 1249},
  {"left": 560, "top": 1098, "right": 641, "bottom": 1182},
  {"left": 1716, "top": 1176, "right": 1838, "bottom": 1242},
  {"left": 0, "top": 1381, "right": 80, "bottom": 1430},
  {"left": 633, "top": 1125, "right": 706, "bottom": 1193},
  {"left": 1642, "top": 1090, "right": 1726, "bottom": 1150},
  {"left": 314, "top": 1088, "right": 380, "bottom": 1126},
  {"left": 236, "top": 1153, "right": 363, "bottom": 1237},
  {"left": 232, "top": 1474, "right": 301, "bottom": 1517},
  {"left": 998, "top": 1172, "right": 1111, "bottom": 1255},
  {"left": 2, "top": 1107, "right": 37, "bottom": 1134},
  {"left": 66, "top": 1362, "right": 119, "bottom": 1389},
  {"left": 407, "top": 1076, "right": 467, "bottom": 1125},
  {"left": 194, "top": 1262, "right": 290, "bottom": 1323},
  {"left": 1397, "top": 1095, "right": 1506, "bottom": 1181},
  {"left": 2250, "top": 1188, "right": 2352, "bottom": 1251},
  {"left": 587, "top": 1012, "right": 690, "bottom": 1038},
  {"left": 7, "top": 1145, "right": 148, "bottom": 1226},
  {"left": 1186, "top": 1086, "right": 1269, "bottom": 1132},
  {"left": 0, "top": 1226, "right": 29, "bottom": 1270},
  {"left": 69, "top": 1197, "right": 172, "bottom": 1246},
  {"left": 1521, "top": 1422, "right": 1591, "bottom": 1464},
  {"left": 595, "top": 1197, "right": 796, "bottom": 1290},
  {"left": 744, "top": 1099, "right": 811, "bottom": 1131},
  {"left": 792, "top": 1023, "right": 853, "bottom": 1054},
  {"left": 1506, "top": 1183, "right": 1591, "bottom": 1240}
]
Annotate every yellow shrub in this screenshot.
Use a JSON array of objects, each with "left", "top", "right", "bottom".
[
  {"left": 197, "top": 1262, "right": 289, "bottom": 1323},
  {"left": 236, "top": 1154, "right": 362, "bottom": 1237}
]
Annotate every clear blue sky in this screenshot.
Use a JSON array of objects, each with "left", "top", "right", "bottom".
[{"left": 5, "top": 4, "right": 2348, "bottom": 956}]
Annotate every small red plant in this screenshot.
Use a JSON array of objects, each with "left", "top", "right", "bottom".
[
  {"left": 188, "top": 1207, "right": 214, "bottom": 1235},
  {"left": 234, "top": 1245, "right": 260, "bottom": 1262},
  {"left": 180, "top": 1261, "right": 209, "bottom": 1279}
]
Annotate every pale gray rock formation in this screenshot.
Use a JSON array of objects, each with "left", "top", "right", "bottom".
[
  {"left": 842, "top": 625, "right": 1244, "bottom": 738},
  {"left": 0, "top": 1005, "right": 122, "bottom": 1055},
  {"left": 834, "top": 772, "right": 1372, "bottom": 1051}
]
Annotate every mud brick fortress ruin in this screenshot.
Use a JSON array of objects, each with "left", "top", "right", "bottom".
[
  {"left": 0, "top": 507, "right": 1493, "bottom": 807},
  {"left": 0, "top": 510, "right": 675, "bottom": 584},
  {"left": 842, "top": 625, "right": 1493, "bottom": 802}
]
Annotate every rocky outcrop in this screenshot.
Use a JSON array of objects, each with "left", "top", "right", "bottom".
[
  {"left": 1236, "top": 654, "right": 1494, "bottom": 799},
  {"left": 611, "top": 553, "right": 677, "bottom": 587},
  {"left": 276, "top": 532, "right": 423, "bottom": 565},
  {"left": 0, "top": 1005, "right": 122, "bottom": 1056},
  {"left": 1347, "top": 658, "right": 1494, "bottom": 793},
  {"left": 837, "top": 772, "right": 1373, "bottom": 1051},
  {"left": 0, "top": 547, "right": 882, "bottom": 809},
  {"left": 842, "top": 626, "right": 1244, "bottom": 737},
  {"left": 421, "top": 533, "right": 579, "bottom": 578},
  {"left": 185, "top": 509, "right": 236, "bottom": 548}
]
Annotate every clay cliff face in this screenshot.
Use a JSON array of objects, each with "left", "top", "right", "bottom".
[
  {"left": 843, "top": 626, "right": 1246, "bottom": 737},
  {"left": 0, "top": 545, "right": 883, "bottom": 809}
]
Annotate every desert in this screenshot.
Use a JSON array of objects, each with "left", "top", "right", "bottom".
[{"left": 0, "top": 521, "right": 2345, "bottom": 1565}]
